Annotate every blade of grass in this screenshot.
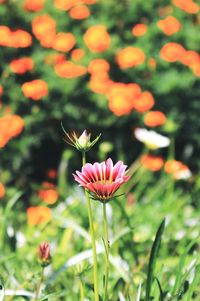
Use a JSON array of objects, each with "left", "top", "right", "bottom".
[
  {"left": 171, "top": 237, "right": 198, "bottom": 295},
  {"left": 145, "top": 218, "right": 165, "bottom": 301},
  {"left": 155, "top": 277, "right": 164, "bottom": 301},
  {"left": 185, "top": 264, "right": 200, "bottom": 301}
]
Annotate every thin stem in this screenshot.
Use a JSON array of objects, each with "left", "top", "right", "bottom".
[
  {"left": 103, "top": 202, "right": 109, "bottom": 301},
  {"left": 79, "top": 277, "right": 85, "bottom": 301},
  {"left": 34, "top": 267, "right": 44, "bottom": 301},
  {"left": 82, "top": 152, "right": 99, "bottom": 301}
]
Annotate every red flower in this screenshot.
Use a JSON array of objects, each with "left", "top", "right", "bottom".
[{"left": 73, "top": 158, "right": 130, "bottom": 201}]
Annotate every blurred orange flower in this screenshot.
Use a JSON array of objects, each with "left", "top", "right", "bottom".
[
  {"left": 69, "top": 4, "right": 90, "bottom": 19},
  {"left": 22, "top": 79, "right": 48, "bottom": 100},
  {"left": 116, "top": 47, "right": 145, "bottom": 69},
  {"left": 0, "top": 26, "right": 11, "bottom": 46},
  {"left": 84, "top": 25, "right": 110, "bottom": 53},
  {"left": 71, "top": 48, "right": 85, "bottom": 61},
  {"left": 32, "top": 15, "right": 56, "bottom": 42},
  {"left": 131, "top": 23, "right": 148, "bottom": 37},
  {"left": 44, "top": 53, "right": 66, "bottom": 65},
  {"left": 144, "top": 111, "right": 167, "bottom": 127},
  {"left": 159, "top": 42, "right": 185, "bottom": 62},
  {"left": 107, "top": 83, "right": 141, "bottom": 116},
  {"left": 148, "top": 58, "right": 157, "bottom": 69},
  {"left": 88, "top": 58, "right": 110, "bottom": 74},
  {"left": 9, "top": 57, "right": 34, "bottom": 74},
  {"left": 23, "top": 0, "right": 45, "bottom": 11},
  {"left": 54, "top": 0, "right": 74, "bottom": 10},
  {"left": 157, "top": 16, "right": 182, "bottom": 36},
  {"left": 55, "top": 61, "right": 87, "bottom": 78},
  {"left": 38, "top": 188, "right": 58, "bottom": 205},
  {"left": 52, "top": 32, "right": 76, "bottom": 52},
  {"left": 27, "top": 206, "right": 51, "bottom": 225},
  {"left": 0, "top": 114, "right": 24, "bottom": 148},
  {"left": 164, "top": 160, "right": 192, "bottom": 179},
  {"left": 89, "top": 72, "right": 112, "bottom": 94},
  {"left": 140, "top": 154, "right": 164, "bottom": 171},
  {"left": 172, "top": 0, "right": 199, "bottom": 14},
  {"left": 0, "top": 183, "right": 5, "bottom": 198},
  {"left": 10, "top": 30, "right": 32, "bottom": 48},
  {"left": 0, "top": 85, "right": 3, "bottom": 97},
  {"left": 133, "top": 91, "right": 155, "bottom": 113},
  {"left": 180, "top": 50, "right": 199, "bottom": 66}
]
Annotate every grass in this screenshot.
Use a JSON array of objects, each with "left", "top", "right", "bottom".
[{"left": 0, "top": 162, "right": 199, "bottom": 300}]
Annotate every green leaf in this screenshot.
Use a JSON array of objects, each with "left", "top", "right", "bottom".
[{"left": 145, "top": 218, "right": 165, "bottom": 301}]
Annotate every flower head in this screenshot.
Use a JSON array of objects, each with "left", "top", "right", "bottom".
[
  {"left": 134, "top": 128, "right": 170, "bottom": 149},
  {"left": 73, "top": 158, "right": 130, "bottom": 202},
  {"left": 62, "top": 126, "right": 101, "bottom": 152},
  {"left": 38, "top": 241, "right": 51, "bottom": 267}
]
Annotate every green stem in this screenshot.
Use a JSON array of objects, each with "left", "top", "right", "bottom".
[
  {"left": 34, "top": 267, "right": 44, "bottom": 301},
  {"left": 82, "top": 152, "right": 99, "bottom": 301},
  {"left": 79, "top": 277, "right": 85, "bottom": 301},
  {"left": 103, "top": 202, "right": 109, "bottom": 301}
]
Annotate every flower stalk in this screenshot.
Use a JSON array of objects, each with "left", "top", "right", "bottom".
[
  {"left": 82, "top": 152, "right": 99, "bottom": 301},
  {"left": 103, "top": 202, "right": 109, "bottom": 301}
]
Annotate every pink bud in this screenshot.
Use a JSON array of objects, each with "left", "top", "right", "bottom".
[{"left": 38, "top": 241, "right": 51, "bottom": 266}]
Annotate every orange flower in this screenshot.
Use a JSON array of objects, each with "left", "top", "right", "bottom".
[
  {"left": 144, "top": 111, "right": 167, "bottom": 127},
  {"left": 131, "top": 23, "right": 148, "bottom": 37},
  {"left": 9, "top": 57, "right": 34, "bottom": 74},
  {"left": 4, "top": 115, "right": 24, "bottom": 138},
  {"left": 157, "top": 16, "right": 182, "bottom": 36},
  {"left": 0, "top": 114, "right": 24, "bottom": 148},
  {"left": 71, "top": 48, "right": 85, "bottom": 61},
  {"left": 27, "top": 206, "right": 52, "bottom": 225},
  {"left": 0, "top": 183, "right": 5, "bottom": 198},
  {"left": 116, "top": 47, "right": 145, "bottom": 69},
  {"left": 54, "top": 0, "right": 74, "bottom": 10},
  {"left": 140, "top": 154, "right": 164, "bottom": 171},
  {"left": 10, "top": 30, "right": 32, "bottom": 48},
  {"left": 148, "top": 58, "right": 157, "bottom": 69},
  {"left": 89, "top": 72, "right": 112, "bottom": 94},
  {"left": 88, "top": 58, "right": 110, "bottom": 74},
  {"left": 107, "top": 83, "right": 141, "bottom": 116},
  {"left": 84, "top": 25, "right": 110, "bottom": 53},
  {"left": 69, "top": 4, "right": 90, "bottom": 19},
  {"left": 0, "top": 85, "right": 3, "bottom": 97},
  {"left": 52, "top": 32, "right": 76, "bottom": 52},
  {"left": 164, "top": 160, "right": 191, "bottom": 179},
  {"left": 38, "top": 188, "right": 58, "bottom": 205},
  {"left": 159, "top": 42, "right": 185, "bottom": 62},
  {"left": 133, "top": 91, "right": 155, "bottom": 113},
  {"left": 32, "top": 15, "right": 56, "bottom": 41},
  {"left": 55, "top": 61, "right": 87, "bottom": 78},
  {"left": 180, "top": 50, "right": 199, "bottom": 66},
  {"left": 23, "top": 0, "right": 45, "bottom": 11},
  {"left": 0, "top": 26, "right": 11, "bottom": 46},
  {"left": 191, "top": 63, "right": 200, "bottom": 77},
  {"left": 172, "top": 0, "right": 199, "bottom": 14},
  {"left": 22, "top": 79, "right": 48, "bottom": 100},
  {"left": 44, "top": 53, "right": 66, "bottom": 65}
]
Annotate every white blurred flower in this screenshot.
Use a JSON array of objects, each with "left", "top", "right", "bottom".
[{"left": 134, "top": 128, "right": 170, "bottom": 149}]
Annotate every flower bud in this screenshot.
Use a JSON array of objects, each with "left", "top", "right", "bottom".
[
  {"left": 61, "top": 124, "right": 101, "bottom": 152},
  {"left": 38, "top": 241, "right": 51, "bottom": 267},
  {"left": 77, "top": 130, "right": 91, "bottom": 148}
]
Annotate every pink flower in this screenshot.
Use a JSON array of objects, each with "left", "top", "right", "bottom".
[
  {"left": 38, "top": 241, "right": 51, "bottom": 266},
  {"left": 73, "top": 158, "right": 130, "bottom": 201}
]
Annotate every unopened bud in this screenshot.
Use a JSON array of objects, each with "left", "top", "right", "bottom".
[
  {"left": 61, "top": 124, "right": 101, "bottom": 152},
  {"left": 78, "top": 130, "right": 91, "bottom": 148},
  {"left": 38, "top": 241, "right": 51, "bottom": 267}
]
